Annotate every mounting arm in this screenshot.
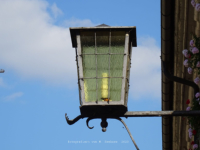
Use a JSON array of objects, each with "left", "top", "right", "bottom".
[{"left": 161, "top": 60, "right": 199, "bottom": 94}]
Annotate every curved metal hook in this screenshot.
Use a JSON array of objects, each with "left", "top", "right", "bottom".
[
  {"left": 65, "top": 113, "right": 84, "bottom": 125},
  {"left": 86, "top": 117, "right": 95, "bottom": 129},
  {"left": 115, "top": 117, "right": 139, "bottom": 150}
]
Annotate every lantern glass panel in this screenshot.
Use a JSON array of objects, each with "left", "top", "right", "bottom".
[
  {"left": 81, "top": 31, "right": 95, "bottom": 54},
  {"left": 82, "top": 54, "right": 96, "bottom": 78},
  {"left": 109, "top": 78, "right": 123, "bottom": 101},
  {"left": 84, "top": 79, "right": 96, "bottom": 102},
  {"left": 111, "top": 31, "right": 125, "bottom": 53},
  {"left": 110, "top": 31, "right": 125, "bottom": 78},
  {"left": 80, "top": 30, "right": 125, "bottom": 103},
  {"left": 81, "top": 31, "right": 96, "bottom": 78}
]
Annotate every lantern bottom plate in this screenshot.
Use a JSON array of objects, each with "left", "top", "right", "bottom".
[{"left": 79, "top": 105, "right": 127, "bottom": 117}]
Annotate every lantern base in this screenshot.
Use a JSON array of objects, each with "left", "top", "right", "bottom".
[{"left": 79, "top": 105, "right": 127, "bottom": 117}]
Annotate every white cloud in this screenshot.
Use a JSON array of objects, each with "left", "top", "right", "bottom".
[
  {"left": 50, "top": 3, "right": 63, "bottom": 18},
  {"left": 64, "top": 17, "right": 97, "bottom": 27},
  {"left": 0, "top": 77, "right": 9, "bottom": 88},
  {"left": 130, "top": 37, "right": 161, "bottom": 100},
  {"left": 0, "top": 0, "right": 84, "bottom": 87},
  {"left": 4, "top": 92, "right": 24, "bottom": 101},
  {"left": 0, "top": 77, "right": 6, "bottom": 87},
  {"left": 0, "top": 0, "right": 161, "bottom": 99}
]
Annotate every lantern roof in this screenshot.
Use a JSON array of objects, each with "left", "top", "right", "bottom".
[
  {"left": 69, "top": 25, "right": 137, "bottom": 48},
  {"left": 95, "top": 23, "right": 110, "bottom": 27}
]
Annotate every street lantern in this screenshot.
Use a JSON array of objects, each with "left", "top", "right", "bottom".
[
  {"left": 69, "top": 24, "right": 137, "bottom": 117},
  {"left": 65, "top": 24, "right": 200, "bottom": 150}
]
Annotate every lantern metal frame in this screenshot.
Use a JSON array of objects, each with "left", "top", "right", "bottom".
[
  {"left": 70, "top": 25, "right": 137, "bottom": 117},
  {"left": 66, "top": 25, "right": 200, "bottom": 150}
]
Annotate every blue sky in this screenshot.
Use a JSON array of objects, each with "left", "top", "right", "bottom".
[{"left": 0, "top": 0, "right": 161, "bottom": 150}]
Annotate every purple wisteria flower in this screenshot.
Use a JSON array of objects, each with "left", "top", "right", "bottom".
[
  {"left": 189, "top": 131, "right": 193, "bottom": 136},
  {"left": 194, "top": 77, "right": 200, "bottom": 85},
  {"left": 191, "top": 0, "right": 196, "bottom": 7},
  {"left": 190, "top": 39, "right": 195, "bottom": 46},
  {"left": 196, "top": 3, "right": 200, "bottom": 11},
  {"left": 196, "top": 61, "right": 200, "bottom": 67},
  {"left": 189, "top": 131, "right": 193, "bottom": 139},
  {"left": 188, "top": 67, "right": 193, "bottom": 74},
  {"left": 192, "top": 47, "right": 199, "bottom": 54},
  {"left": 183, "top": 59, "right": 189, "bottom": 67},
  {"left": 182, "top": 49, "right": 188, "bottom": 55},
  {"left": 186, "top": 106, "right": 191, "bottom": 111},
  {"left": 193, "top": 144, "right": 198, "bottom": 149},
  {"left": 183, "top": 59, "right": 188, "bottom": 67},
  {"left": 195, "top": 92, "right": 200, "bottom": 98},
  {"left": 188, "top": 128, "right": 192, "bottom": 132},
  {"left": 182, "top": 49, "right": 191, "bottom": 58}
]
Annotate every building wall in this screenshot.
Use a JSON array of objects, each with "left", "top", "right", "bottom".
[{"left": 173, "top": 0, "right": 197, "bottom": 150}]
